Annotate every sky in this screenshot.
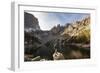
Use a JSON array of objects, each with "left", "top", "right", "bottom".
[{"left": 26, "top": 11, "right": 90, "bottom": 30}]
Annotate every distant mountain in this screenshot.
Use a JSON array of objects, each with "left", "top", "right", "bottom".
[
  {"left": 24, "top": 12, "right": 41, "bottom": 32},
  {"left": 50, "top": 24, "right": 65, "bottom": 35}
]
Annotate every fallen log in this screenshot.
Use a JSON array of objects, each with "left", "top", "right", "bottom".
[{"left": 31, "top": 56, "right": 41, "bottom": 61}]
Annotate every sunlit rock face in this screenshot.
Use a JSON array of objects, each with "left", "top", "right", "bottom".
[
  {"left": 24, "top": 12, "right": 40, "bottom": 32},
  {"left": 61, "top": 17, "right": 90, "bottom": 43}
]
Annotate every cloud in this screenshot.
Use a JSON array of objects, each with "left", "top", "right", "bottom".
[{"left": 27, "top": 12, "right": 61, "bottom": 30}]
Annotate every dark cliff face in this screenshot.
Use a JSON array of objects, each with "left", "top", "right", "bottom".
[{"left": 24, "top": 12, "right": 40, "bottom": 31}]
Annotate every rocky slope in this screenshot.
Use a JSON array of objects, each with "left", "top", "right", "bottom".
[{"left": 61, "top": 17, "right": 90, "bottom": 44}]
